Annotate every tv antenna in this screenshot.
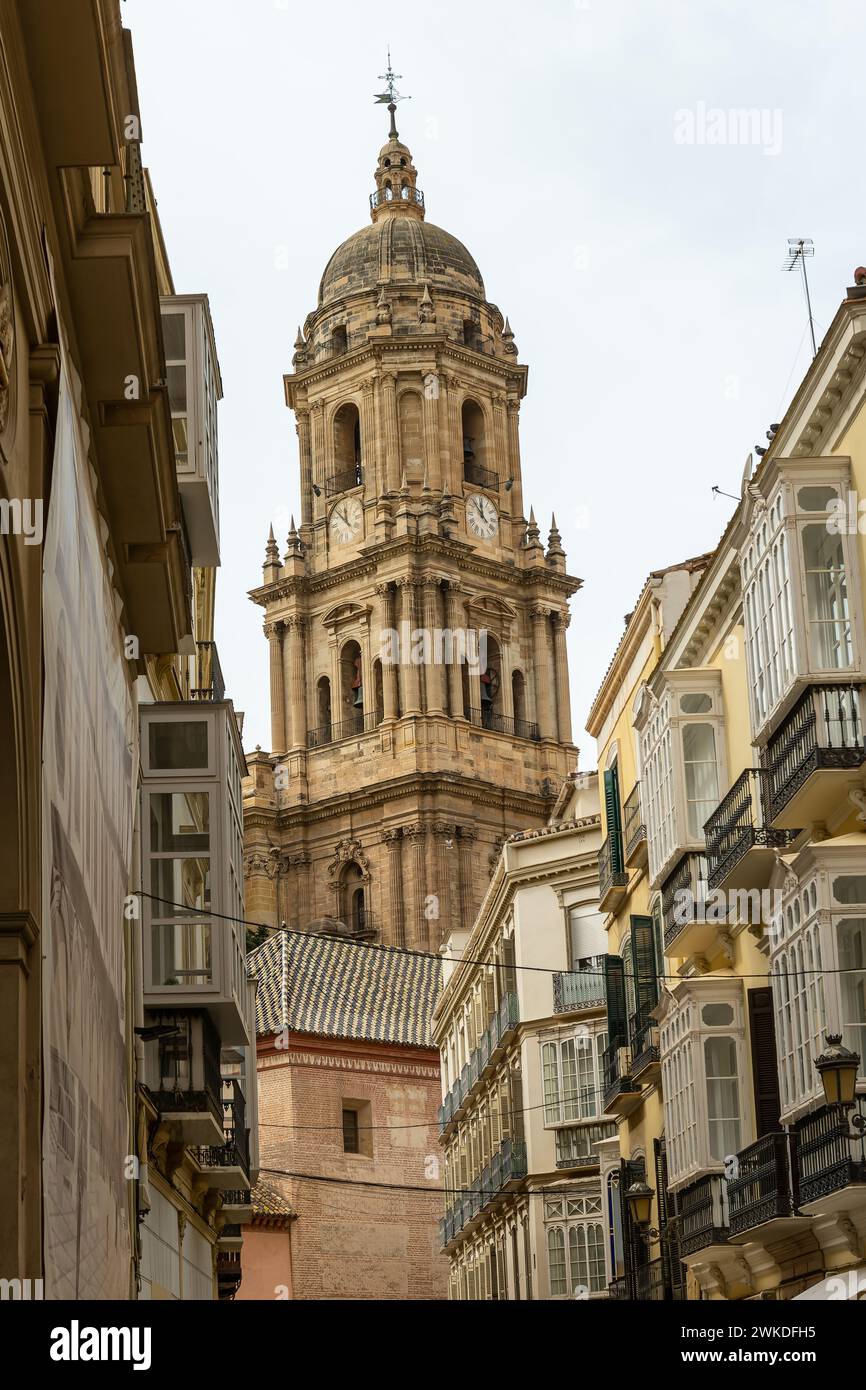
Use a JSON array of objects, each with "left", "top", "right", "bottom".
[
  {"left": 782, "top": 238, "right": 816, "bottom": 358},
  {"left": 374, "top": 48, "right": 411, "bottom": 139}
]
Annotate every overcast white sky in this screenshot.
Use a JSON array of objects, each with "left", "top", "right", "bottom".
[{"left": 125, "top": 0, "right": 866, "bottom": 764}]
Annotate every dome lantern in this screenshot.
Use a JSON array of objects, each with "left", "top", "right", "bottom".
[{"left": 370, "top": 51, "right": 424, "bottom": 222}]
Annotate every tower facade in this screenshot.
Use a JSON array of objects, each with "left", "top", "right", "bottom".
[{"left": 243, "top": 106, "right": 580, "bottom": 949}]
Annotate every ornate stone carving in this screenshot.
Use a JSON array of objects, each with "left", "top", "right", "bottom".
[
  {"left": 244, "top": 847, "right": 281, "bottom": 879},
  {"left": 327, "top": 837, "right": 371, "bottom": 885}
]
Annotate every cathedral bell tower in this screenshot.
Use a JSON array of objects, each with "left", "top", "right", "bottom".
[{"left": 243, "top": 65, "right": 581, "bottom": 949}]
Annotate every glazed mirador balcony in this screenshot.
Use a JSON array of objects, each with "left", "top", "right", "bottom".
[
  {"left": 440, "top": 1137, "right": 528, "bottom": 1248},
  {"left": 555, "top": 1121, "right": 617, "bottom": 1171},
  {"left": 623, "top": 783, "right": 647, "bottom": 869},
  {"left": 598, "top": 832, "right": 629, "bottom": 913},
  {"left": 552, "top": 957, "right": 606, "bottom": 1014},
  {"left": 438, "top": 992, "right": 519, "bottom": 1134},
  {"left": 602, "top": 1041, "right": 642, "bottom": 1117},
  {"left": 662, "top": 852, "right": 723, "bottom": 959},
  {"left": 144, "top": 1010, "right": 224, "bottom": 1147},
  {"left": 760, "top": 683, "right": 866, "bottom": 830},
  {"left": 704, "top": 768, "right": 799, "bottom": 892}
]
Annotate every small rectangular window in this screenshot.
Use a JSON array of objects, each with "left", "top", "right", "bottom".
[
  {"left": 148, "top": 720, "right": 209, "bottom": 770},
  {"left": 342, "top": 1107, "right": 360, "bottom": 1154}
]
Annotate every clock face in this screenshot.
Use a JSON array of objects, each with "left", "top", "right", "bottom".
[
  {"left": 330, "top": 496, "right": 363, "bottom": 545},
  {"left": 467, "top": 493, "right": 499, "bottom": 541}
]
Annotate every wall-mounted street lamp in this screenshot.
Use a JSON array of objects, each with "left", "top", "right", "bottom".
[
  {"left": 814, "top": 1034, "right": 862, "bottom": 1114},
  {"left": 625, "top": 1178, "right": 658, "bottom": 1236}
]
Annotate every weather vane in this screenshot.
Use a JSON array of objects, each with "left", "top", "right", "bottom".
[{"left": 374, "top": 47, "right": 410, "bottom": 139}]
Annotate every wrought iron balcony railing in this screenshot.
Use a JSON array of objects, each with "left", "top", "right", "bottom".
[
  {"left": 463, "top": 460, "right": 499, "bottom": 491},
  {"left": 598, "top": 832, "right": 628, "bottom": 904},
  {"left": 307, "top": 711, "right": 380, "bottom": 748},
  {"left": 325, "top": 464, "right": 363, "bottom": 496},
  {"left": 661, "top": 852, "right": 714, "bottom": 951},
  {"left": 677, "top": 1173, "right": 729, "bottom": 1256},
  {"left": 629, "top": 1004, "right": 659, "bottom": 1074},
  {"left": 468, "top": 707, "right": 540, "bottom": 741},
  {"left": 152, "top": 1009, "right": 223, "bottom": 1130},
  {"left": 552, "top": 958, "right": 606, "bottom": 1013},
  {"left": 728, "top": 1131, "right": 796, "bottom": 1235},
  {"left": 623, "top": 783, "right": 646, "bottom": 863},
  {"left": 705, "top": 768, "right": 799, "bottom": 889},
  {"left": 795, "top": 1097, "right": 866, "bottom": 1207},
  {"left": 370, "top": 186, "right": 425, "bottom": 210},
  {"left": 192, "top": 639, "right": 225, "bottom": 702},
  {"left": 761, "top": 683, "right": 865, "bottom": 823}
]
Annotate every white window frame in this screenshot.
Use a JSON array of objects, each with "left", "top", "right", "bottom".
[
  {"left": 769, "top": 846, "right": 866, "bottom": 1124},
  {"left": 660, "top": 980, "right": 749, "bottom": 1190},
  {"left": 741, "top": 461, "right": 865, "bottom": 741},
  {"left": 541, "top": 1026, "right": 608, "bottom": 1125},
  {"left": 543, "top": 1189, "right": 606, "bottom": 1297}
]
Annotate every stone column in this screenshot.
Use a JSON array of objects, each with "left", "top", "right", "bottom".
[
  {"left": 399, "top": 578, "right": 422, "bottom": 715},
  {"left": 423, "top": 379, "right": 440, "bottom": 490},
  {"left": 436, "top": 368, "right": 451, "bottom": 491},
  {"left": 266, "top": 622, "right": 286, "bottom": 755},
  {"left": 291, "top": 852, "right": 311, "bottom": 931},
  {"left": 446, "top": 582, "right": 465, "bottom": 719},
  {"left": 552, "top": 611, "right": 573, "bottom": 743},
  {"left": 296, "top": 408, "right": 313, "bottom": 526},
  {"left": 382, "top": 372, "right": 399, "bottom": 492},
  {"left": 403, "top": 823, "right": 428, "bottom": 948},
  {"left": 531, "top": 605, "right": 555, "bottom": 739},
  {"left": 384, "top": 829, "right": 405, "bottom": 946},
  {"left": 433, "top": 821, "right": 455, "bottom": 944},
  {"left": 493, "top": 393, "right": 509, "bottom": 498},
  {"left": 310, "top": 401, "right": 325, "bottom": 502},
  {"left": 361, "top": 377, "right": 376, "bottom": 494},
  {"left": 281, "top": 614, "right": 294, "bottom": 748},
  {"left": 287, "top": 616, "right": 308, "bottom": 749},
  {"left": 457, "top": 827, "right": 477, "bottom": 930},
  {"left": 376, "top": 583, "right": 399, "bottom": 720},
  {"left": 506, "top": 397, "right": 525, "bottom": 520},
  {"left": 422, "top": 577, "right": 445, "bottom": 714}
]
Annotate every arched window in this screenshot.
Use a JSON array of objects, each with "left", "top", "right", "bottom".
[
  {"left": 463, "top": 319, "right": 481, "bottom": 351},
  {"left": 480, "top": 634, "right": 502, "bottom": 730},
  {"left": 333, "top": 402, "right": 362, "bottom": 490},
  {"left": 341, "top": 862, "right": 367, "bottom": 934},
  {"left": 398, "top": 390, "right": 424, "bottom": 477},
  {"left": 316, "top": 676, "right": 332, "bottom": 741},
  {"left": 461, "top": 399, "right": 488, "bottom": 485},
  {"left": 512, "top": 670, "right": 527, "bottom": 729},
  {"left": 340, "top": 640, "right": 364, "bottom": 732},
  {"left": 332, "top": 325, "right": 348, "bottom": 357}
]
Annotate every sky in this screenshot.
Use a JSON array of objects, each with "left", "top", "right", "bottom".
[{"left": 125, "top": 0, "right": 866, "bottom": 764}]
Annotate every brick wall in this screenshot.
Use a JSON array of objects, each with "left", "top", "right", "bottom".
[{"left": 253, "top": 1033, "right": 448, "bottom": 1300}]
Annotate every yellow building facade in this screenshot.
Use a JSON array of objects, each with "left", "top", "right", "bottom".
[{"left": 588, "top": 273, "right": 866, "bottom": 1302}]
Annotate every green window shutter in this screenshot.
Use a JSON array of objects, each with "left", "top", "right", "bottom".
[
  {"left": 630, "top": 914, "right": 659, "bottom": 1015},
  {"left": 604, "top": 766, "right": 623, "bottom": 873},
  {"left": 748, "top": 987, "right": 782, "bottom": 1136},
  {"left": 604, "top": 954, "right": 628, "bottom": 1050}
]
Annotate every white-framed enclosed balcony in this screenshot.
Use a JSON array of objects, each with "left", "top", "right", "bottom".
[
  {"left": 140, "top": 1008, "right": 225, "bottom": 1146},
  {"left": 635, "top": 670, "right": 727, "bottom": 893},
  {"left": 140, "top": 702, "right": 249, "bottom": 1046},
  {"left": 741, "top": 458, "right": 866, "bottom": 752},
  {"left": 160, "top": 293, "right": 222, "bottom": 566},
  {"left": 769, "top": 839, "right": 866, "bottom": 1128}
]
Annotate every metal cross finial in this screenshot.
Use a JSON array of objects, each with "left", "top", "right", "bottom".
[{"left": 374, "top": 48, "right": 410, "bottom": 139}]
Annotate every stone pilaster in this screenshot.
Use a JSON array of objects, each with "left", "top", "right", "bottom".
[
  {"left": 376, "top": 582, "right": 399, "bottom": 720},
  {"left": 457, "top": 826, "right": 477, "bottom": 930},
  {"left": 398, "top": 578, "right": 422, "bottom": 715},
  {"left": 531, "top": 604, "right": 555, "bottom": 739},
  {"left": 446, "top": 581, "right": 465, "bottom": 719},
  {"left": 432, "top": 821, "right": 455, "bottom": 945},
  {"left": 552, "top": 611, "right": 573, "bottom": 743},
  {"left": 382, "top": 371, "right": 399, "bottom": 492},
  {"left": 403, "top": 823, "right": 428, "bottom": 948},
  {"left": 266, "top": 621, "right": 286, "bottom": 755},
  {"left": 384, "top": 828, "right": 405, "bottom": 946},
  {"left": 287, "top": 616, "right": 308, "bottom": 749},
  {"left": 422, "top": 577, "right": 445, "bottom": 714},
  {"left": 296, "top": 407, "right": 312, "bottom": 526}
]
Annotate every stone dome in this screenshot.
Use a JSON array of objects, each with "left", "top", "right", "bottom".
[{"left": 318, "top": 216, "right": 486, "bottom": 308}]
